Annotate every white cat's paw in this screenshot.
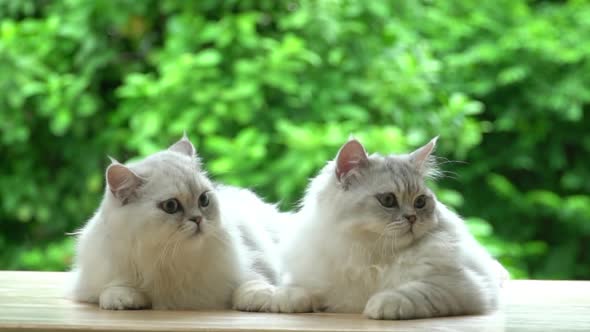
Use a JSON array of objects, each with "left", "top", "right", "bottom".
[
  {"left": 270, "top": 286, "right": 314, "bottom": 313},
  {"left": 364, "top": 291, "right": 414, "bottom": 320},
  {"left": 233, "top": 280, "right": 275, "bottom": 312},
  {"left": 99, "top": 286, "right": 150, "bottom": 310}
]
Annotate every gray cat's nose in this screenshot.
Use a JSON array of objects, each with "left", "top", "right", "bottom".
[
  {"left": 404, "top": 214, "right": 417, "bottom": 224},
  {"left": 189, "top": 216, "right": 202, "bottom": 225}
]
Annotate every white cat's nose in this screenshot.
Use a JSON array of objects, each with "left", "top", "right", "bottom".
[
  {"left": 404, "top": 214, "right": 417, "bottom": 224},
  {"left": 189, "top": 216, "right": 202, "bottom": 225}
]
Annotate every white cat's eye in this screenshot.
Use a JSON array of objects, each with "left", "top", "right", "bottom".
[
  {"left": 414, "top": 195, "right": 427, "bottom": 209},
  {"left": 376, "top": 193, "right": 398, "bottom": 208},
  {"left": 160, "top": 198, "right": 182, "bottom": 214},
  {"left": 199, "top": 192, "right": 210, "bottom": 207}
]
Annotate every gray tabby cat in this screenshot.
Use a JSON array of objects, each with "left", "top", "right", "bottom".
[
  {"left": 69, "top": 136, "right": 280, "bottom": 310},
  {"left": 235, "top": 137, "right": 503, "bottom": 319}
]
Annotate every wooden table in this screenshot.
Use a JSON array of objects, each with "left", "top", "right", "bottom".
[{"left": 0, "top": 271, "right": 588, "bottom": 332}]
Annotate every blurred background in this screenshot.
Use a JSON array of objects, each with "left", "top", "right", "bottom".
[{"left": 0, "top": 0, "right": 589, "bottom": 279}]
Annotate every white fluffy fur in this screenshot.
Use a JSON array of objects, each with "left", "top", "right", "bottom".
[
  {"left": 69, "top": 138, "right": 280, "bottom": 310},
  {"left": 238, "top": 138, "right": 502, "bottom": 319}
]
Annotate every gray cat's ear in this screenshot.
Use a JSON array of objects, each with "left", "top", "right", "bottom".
[
  {"left": 168, "top": 134, "right": 196, "bottom": 157},
  {"left": 410, "top": 136, "right": 438, "bottom": 175},
  {"left": 106, "top": 161, "right": 143, "bottom": 203},
  {"left": 335, "top": 138, "right": 369, "bottom": 182}
]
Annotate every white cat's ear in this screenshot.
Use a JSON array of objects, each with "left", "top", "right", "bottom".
[
  {"left": 106, "top": 162, "right": 143, "bottom": 203},
  {"left": 410, "top": 136, "right": 438, "bottom": 175},
  {"left": 168, "top": 134, "right": 196, "bottom": 157},
  {"left": 335, "top": 138, "right": 369, "bottom": 182}
]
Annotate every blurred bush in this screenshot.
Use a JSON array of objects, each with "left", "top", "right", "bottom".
[{"left": 1, "top": 0, "right": 589, "bottom": 278}]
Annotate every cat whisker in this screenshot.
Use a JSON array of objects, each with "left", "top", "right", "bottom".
[
  {"left": 369, "top": 229, "right": 387, "bottom": 262},
  {"left": 381, "top": 233, "right": 387, "bottom": 261},
  {"left": 155, "top": 231, "right": 181, "bottom": 272},
  {"left": 391, "top": 225, "right": 398, "bottom": 255},
  {"left": 439, "top": 170, "right": 459, "bottom": 180},
  {"left": 434, "top": 156, "right": 467, "bottom": 167},
  {"left": 386, "top": 220, "right": 407, "bottom": 229},
  {"left": 208, "top": 228, "right": 232, "bottom": 247},
  {"left": 170, "top": 234, "right": 183, "bottom": 260}
]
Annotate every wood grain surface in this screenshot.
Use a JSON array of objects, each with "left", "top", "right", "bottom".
[{"left": 0, "top": 271, "right": 588, "bottom": 331}]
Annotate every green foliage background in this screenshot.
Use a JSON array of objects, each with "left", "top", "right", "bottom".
[{"left": 1, "top": 0, "right": 589, "bottom": 279}]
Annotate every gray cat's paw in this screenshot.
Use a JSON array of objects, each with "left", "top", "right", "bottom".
[
  {"left": 233, "top": 281, "right": 314, "bottom": 313},
  {"left": 270, "top": 286, "right": 314, "bottom": 313},
  {"left": 99, "top": 286, "right": 150, "bottom": 310},
  {"left": 364, "top": 291, "right": 414, "bottom": 320},
  {"left": 233, "top": 280, "right": 275, "bottom": 312}
]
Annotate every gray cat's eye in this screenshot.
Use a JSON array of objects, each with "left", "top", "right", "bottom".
[
  {"left": 199, "top": 192, "right": 210, "bottom": 207},
  {"left": 414, "top": 195, "right": 427, "bottom": 209},
  {"left": 376, "top": 193, "right": 398, "bottom": 208},
  {"left": 160, "top": 198, "right": 182, "bottom": 214}
]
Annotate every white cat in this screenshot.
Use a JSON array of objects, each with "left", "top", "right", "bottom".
[
  {"left": 69, "top": 136, "right": 280, "bottom": 310},
  {"left": 235, "top": 137, "right": 502, "bottom": 319}
]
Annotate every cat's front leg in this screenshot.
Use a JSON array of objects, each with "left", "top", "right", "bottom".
[
  {"left": 233, "top": 280, "right": 314, "bottom": 313},
  {"left": 364, "top": 290, "right": 418, "bottom": 320},
  {"left": 270, "top": 285, "right": 314, "bottom": 313},
  {"left": 233, "top": 280, "right": 275, "bottom": 312},
  {"left": 364, "top": 281, "right": 457, "bottom": 320},
  {"left": 99, "top": 286, "right": 150, "bottom": 310}
]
